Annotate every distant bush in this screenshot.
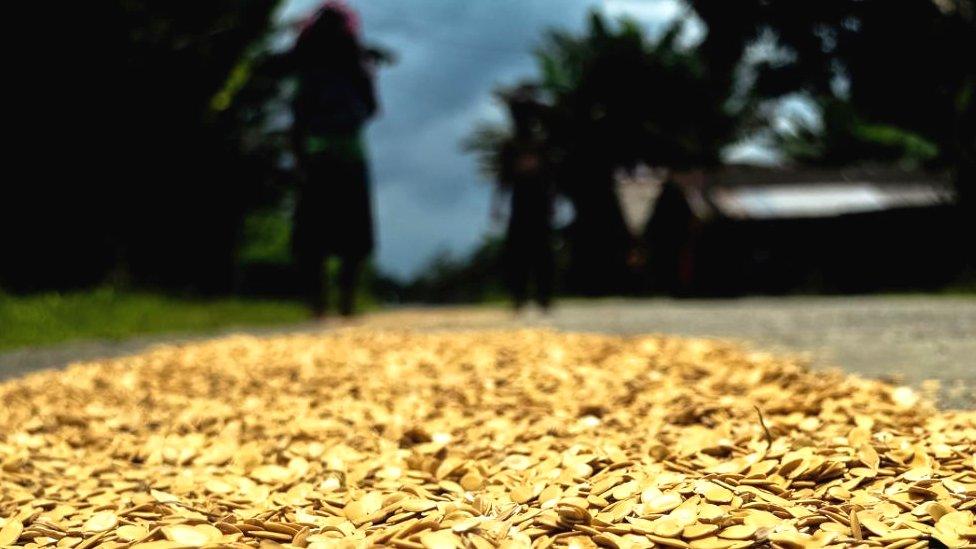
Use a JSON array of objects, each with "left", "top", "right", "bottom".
[{"left": 377, "top": 237, "right": 508, "bottom": 304}]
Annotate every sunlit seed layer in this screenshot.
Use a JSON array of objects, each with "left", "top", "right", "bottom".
[{"left": 1, "top": 330, "right": 974, "bottom": 549}]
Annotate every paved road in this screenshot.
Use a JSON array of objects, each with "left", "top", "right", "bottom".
[{"left": 2, "top": 296, "right": 974, "bottom": 406}]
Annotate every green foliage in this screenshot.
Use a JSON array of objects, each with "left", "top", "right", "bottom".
[
  {"left": 0, "top": 289, "right": 307, "bottom": 351},
  {"left": 464, "top": 11, "right": 756, "bottom": 295},
  {"left": 776, "top": 98, "right": 940, "bottom": 168},
  {"left": 239, "top": 208, "right": 294, "bottom": 264},
  {"left": 4, "top": 0, "right": 292, "bottom": 294},
  {"left": 686, "top": 0, "right": 976, "bottom": 170},
  {"left": 390, "top": 237, "right": 508, "bottom": 304},
  {"left": 462, "top": 124, "right": 511, "bottom": 181},
  {"left": 534, "top": 12, "right": 742, "bottom": 170},
  {"left": 466, "top": 11, "right": 749, "bottom": 191}
]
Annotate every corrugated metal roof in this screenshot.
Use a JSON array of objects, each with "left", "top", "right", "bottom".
[
  {"left": 665, "top": 166, "right": 958, "bottom": 220},
  {"left": 710, "top": 182, "right": 956, "bottom": 219}
]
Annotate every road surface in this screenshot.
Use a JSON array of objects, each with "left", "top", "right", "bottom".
[{"left": 2, "top": 295, "right": 973, "bottom": 406}]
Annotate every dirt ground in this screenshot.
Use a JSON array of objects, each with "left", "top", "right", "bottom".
[{"left": 2, "top": 295, "right": 974, "bottom": 407}]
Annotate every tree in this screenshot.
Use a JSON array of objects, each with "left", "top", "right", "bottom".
[
  {"left": 467, "top": 12, "right": 751, "bottom": 294},
  {"left": 4, "top": 0, "right": 286, "bottom": 293},
  {"left": 687, "top": 0, "right": 974, "bottom": 189}
]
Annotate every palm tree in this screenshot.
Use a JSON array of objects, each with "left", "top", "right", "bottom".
[{"left": 466, "top": 11, "right": 749, "bottom": 294}]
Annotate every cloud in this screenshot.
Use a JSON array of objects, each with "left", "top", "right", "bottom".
[{"left": 602, "top": 0, "right": 683, "bottom": 22}]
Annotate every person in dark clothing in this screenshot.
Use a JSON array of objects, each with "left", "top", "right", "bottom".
[
  {"left": 288, "top": 2, "right": 380, "bottom": 318},
  {"left": 495, "top": 86, "right": 557, "bottom": 311}
]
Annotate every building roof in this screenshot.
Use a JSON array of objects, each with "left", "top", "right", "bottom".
[{"left": 678, "top": 165, "right": 956, "bottom": 221}]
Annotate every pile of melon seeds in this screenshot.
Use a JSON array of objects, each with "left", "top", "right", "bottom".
[{"left": 1, "top": 329, "right": 974, "bottom": 549}]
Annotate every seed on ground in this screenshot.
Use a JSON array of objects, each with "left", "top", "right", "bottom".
[{"left": 0, "top": 330, "right": 974, "bottom": 548}]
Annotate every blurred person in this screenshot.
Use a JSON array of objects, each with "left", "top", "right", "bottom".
[
  {"left": 287, "top": 1, "right": 380, "bottom": 318},
  {"left": 493, "top": 86, "right": 557, "bottom": 312}
]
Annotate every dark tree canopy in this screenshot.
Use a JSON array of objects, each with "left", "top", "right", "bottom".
[
  {"left": 687, "top": 0, "right": 976, "bottom": 171},
  {"left": 466, "top": 12, "right": 757, "bottom": 294},
  {"left": 5, "top": 0, "right": 288, "bottom": 293},
  {"left": 466, "top": 1, "right": 976, "bottom": 294}
]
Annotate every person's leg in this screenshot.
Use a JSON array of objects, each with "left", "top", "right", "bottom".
[
  {"left": 293, "top": 148, "right": 326, "bottom": 318},
  {"left": 297, "top": 250, "right": 328, "bottom": 318},
  {"left": 506, "top": 243, "right": 530, "bottom": 311},
  {"left": 535, "top": 236, "right": 556, "bottom": 311},
  {"left": 338, "top": 256, "right": 362, "bottom": 317}
]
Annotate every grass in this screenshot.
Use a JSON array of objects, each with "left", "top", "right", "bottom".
[{"left": 0, "top": 289, "right": 310, "bottom": 351}]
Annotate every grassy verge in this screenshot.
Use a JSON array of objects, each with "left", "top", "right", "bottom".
[{"left": 0, "top": 289, "right": 309, "bottom": 351}]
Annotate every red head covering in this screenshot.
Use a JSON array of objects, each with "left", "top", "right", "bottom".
[{"left": 299, "top": 0, "right": 361, "bottom": 38}]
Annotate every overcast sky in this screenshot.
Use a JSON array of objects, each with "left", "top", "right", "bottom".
[{"left": 278, "top": 0, "right": 734, "bottom": 279}]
